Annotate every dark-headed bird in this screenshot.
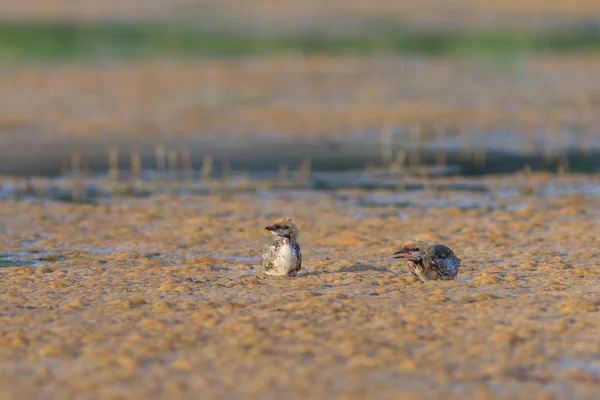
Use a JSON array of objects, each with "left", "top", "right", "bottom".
[{"left": 393, "top": 240, "right": 461, "bottom": 282}]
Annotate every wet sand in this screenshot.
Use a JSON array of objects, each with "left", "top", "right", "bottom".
[
  {"left": 2, "top": 5, "right": 600, "bottom": 397},
  {"left": 1, "top": 174, "right": 599, "bottom": 399}
]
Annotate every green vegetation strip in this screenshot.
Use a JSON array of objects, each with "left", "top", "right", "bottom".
[{"left": 1, "top": 21, "right": 600, "bottom": 62}]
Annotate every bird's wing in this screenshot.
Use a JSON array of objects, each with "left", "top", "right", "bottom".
[
  {"left": 446, "top": 256, "right": 461, "bottom": 278},
  {"left": 431, "top": 247, "right": 461, "bottom": 279},
  {"left": 429, "top": 244, "right": 460, "bottom": 278},
  {"left": 292, "top": 242, "right": 302, "bottom": 272},
  {"left": 434, "top": 244, "right": 456, "bottom": 258},
  {"left": 260, "top": 243, "right": 278, "bottom": 271}
]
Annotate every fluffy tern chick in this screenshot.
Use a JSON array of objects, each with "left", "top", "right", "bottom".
[
  {"left": 393, "top": 240, "right": 461, "bottom": 282},
  {"left": 258, "top": 217, "right": 302, "bottom": 277}
]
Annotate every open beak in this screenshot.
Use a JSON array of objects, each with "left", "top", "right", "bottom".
[
  {"left": 265, "top": 225, "right": 276, "bottom": 231},
  {"left": 392, "top": 250, "right": 412, "bottom": 259}
]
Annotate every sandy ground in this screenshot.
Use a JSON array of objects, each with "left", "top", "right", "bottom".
[
  {"left": 2, "top": 3, "right": 599, "bottom": 398},
  {"left": 1, "top": 174, "right": 599, "bottom": 399}
]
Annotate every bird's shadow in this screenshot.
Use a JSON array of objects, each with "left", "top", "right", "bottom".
[{"left": 301, "top": 263, "right": 400, "bottom": 277}]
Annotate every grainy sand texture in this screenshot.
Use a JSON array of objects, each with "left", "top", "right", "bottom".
[
  {"left": 1, "top": 1, "right": 600, "bottom": 398},
  {"left": 1, "top": 174, "right": 599, "bottom": 399}
]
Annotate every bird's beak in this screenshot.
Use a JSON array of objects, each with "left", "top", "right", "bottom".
[
  {"left": 392, "top": 250, "right": 412, "bottom": 259},
  {"left": 265, "top": 225, "right": 276, "bottom": 231}
]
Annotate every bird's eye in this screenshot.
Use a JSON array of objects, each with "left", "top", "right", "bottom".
[
  {"left": 283, "top": 226, "right": 289, "bottom": 230},
  {"left": 412, "top": 248, "right": 420, "bottom": 252}
]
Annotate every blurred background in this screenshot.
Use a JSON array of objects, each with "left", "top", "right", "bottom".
[
  {"left": 1, "top": 0, "right": 599, "bottom": 189},
  {"left": 3, "top": 3, "right": 600, "bottom": 395}
]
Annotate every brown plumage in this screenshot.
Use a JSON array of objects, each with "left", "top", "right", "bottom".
[
  {"left": 257, "top": 217, "right": 302, "bottom": 277},
  {"left": 393, "top": 240, "right": 461, "bottom": 282}
]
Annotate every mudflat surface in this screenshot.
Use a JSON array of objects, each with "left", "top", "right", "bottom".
[
  {"left": 2, "top": 3, "right": 600, "bottom": 397},
  {"left": 1, "top": 174, "right": 599, "bottom": 399}
]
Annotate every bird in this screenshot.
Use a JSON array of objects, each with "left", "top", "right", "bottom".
[
  {"left": 257, "top": 217, "right": 302, "bottom": 277},
  {"left": 392, "top": 240, "right": 461, "bottom": 282}
]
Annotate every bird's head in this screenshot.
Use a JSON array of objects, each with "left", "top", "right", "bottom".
[
  {"left": 265, "top": 217, "right": 299, "bottom": 240},
  {"left": 393, "top": 240, "right": 429, "bottom": 262}
]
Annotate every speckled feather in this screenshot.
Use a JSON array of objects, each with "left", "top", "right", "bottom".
[
  {"left": 259, "top": 238, "right": 302, "bottom": 277},
  {"left": 430, "top": 244, "right": 460, "bottom": 278},
  {"left": 396, "top": 241, "right": 462, "bottom": 282}
]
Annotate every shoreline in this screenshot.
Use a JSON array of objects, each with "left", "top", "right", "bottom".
[{"left": 2, "top": 133, "right": 599, "bottom": 177}]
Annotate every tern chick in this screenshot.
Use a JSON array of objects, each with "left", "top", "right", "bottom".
[
  {"left": 393, "top": 240, "right": 461, "bottom": 282},
  {"left": 258, "top": 217, "right": 302, "bottom": 277}
]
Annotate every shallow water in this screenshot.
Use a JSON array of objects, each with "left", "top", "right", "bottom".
[
  {"left": 3, "top": 162, "right": 600, "bottom": 209},
  {"left": 0, "top": 251, "right": 65, "bottom": 268},
  {"left": 2, "top": 128, "right": 600, "bottom": 177},
  {"left": 0, "top": 253, "right": 38, "bottom": 267}
]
